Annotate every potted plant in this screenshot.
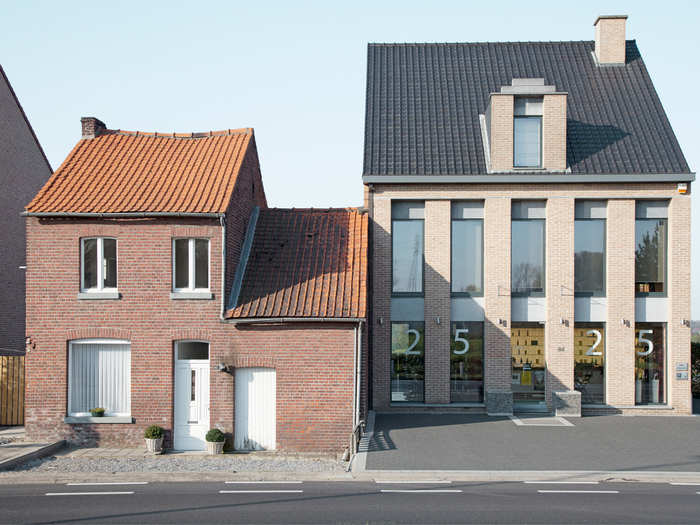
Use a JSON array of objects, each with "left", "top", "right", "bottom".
[
  {"left": 144, "top": 425, "right": 164, "bottom": 454},
  {"left": 205, "top": 428, "right": 225, "bottom": 455},
  {"left": 90, "top": 407, "right": 105, "bottom": 417}
]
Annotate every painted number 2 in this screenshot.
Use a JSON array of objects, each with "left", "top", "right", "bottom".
[
  {"left": 406, "top": 329, "right": 421, "bottom": 355},
  {"left": 585, "top": 329, "right": 602, "bottom": 356},
  {"left": 637, "top": 329, "right": 654, "bottom": 356},
  {"left": 453, "top": 329, "right": 470, "bottom": 355}
]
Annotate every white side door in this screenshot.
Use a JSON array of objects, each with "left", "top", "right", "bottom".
[
  {"left": 234, "top": 367, "right": 276, "bottom": 450},
  {"left": 174, "top": 343, "right": 210, "bottom": 450}
]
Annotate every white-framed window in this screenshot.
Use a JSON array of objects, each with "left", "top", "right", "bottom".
[
  {"left": 80, "top": 238, "right": 117, "bottom": 292},
  {"left": 68, "top": 339, "right": 131, "bottom": 417},
  {"left": 173, "top": 238, "right": 210, "bottom": 292}
]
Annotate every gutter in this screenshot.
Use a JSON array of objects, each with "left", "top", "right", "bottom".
[
  {"left": 219, "top": 215, "right": 226, "bottom": 320},
  {"left": 361, "top": 173, "right": 696, "bottom": 184},
  {"left": 22, "top": 211, "right": 225, "bottom": 218}
]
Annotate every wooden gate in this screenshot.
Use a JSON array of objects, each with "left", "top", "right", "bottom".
[{"left": 0, "top": 355, "right": 24, "bottom": 426}]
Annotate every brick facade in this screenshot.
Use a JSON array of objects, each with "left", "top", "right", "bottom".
[
  {"left": 368, "top": 183, "right": 692, "bottom": 415},
  {"left": 25, "top": 215, "right": 361, "bottom": 451},
  {"left": 594, "top": 16, "right": 627, "bottom": 65}
]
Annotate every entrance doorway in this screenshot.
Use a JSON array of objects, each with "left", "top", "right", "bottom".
[
  {"left": 234, "top": 367, "right": 276, "bottom": 450},
  {"left": 511, "top": 323, "right": 547, "bottom": 412},
  {"left": 174, "top": 341, "right": 210, "bottom": 450}
]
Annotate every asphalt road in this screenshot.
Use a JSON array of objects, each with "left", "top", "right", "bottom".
[{"left": 1, "top": 480, "right": 700, "bottom": 524}]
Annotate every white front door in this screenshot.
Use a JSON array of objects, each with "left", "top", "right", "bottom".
[
  {"left": 234, "top": 367, "right": 276, "bottom": 450},
  {"left": 174, "top": 342, "right": 210, "bottom": 450}
]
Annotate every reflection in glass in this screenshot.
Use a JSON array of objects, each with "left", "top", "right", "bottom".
[
  {"left": 174, "top": 239, "right": 189, "bottom": 289},
  {"left": 574, "top": 324, "right": 605, "bottom": 404},
  {"left": 450, "top": 322, "right": 483, "bottom": 402},
  {"left": 511, "top": 220, "right": 545, "bottom": 295},
  {"left": 635, "top": 323, "right": 665, "bottom": 405},
  {"left": 82, "top": 238, "right": 97, "bottom": 289},
  {"left": 511, "top": 324, "right": 546, "bottom": 407},
  {"left": 195, "top": 239, "right": 209, "bottom": 289},
  {"left": 391, "top": 322, "right": 424, "bottom": 402},
  {"left": 392, "top": 221, "right": 423, "bottom": 293},
  {"left": 514, "top": 116, "right": 542, "bottom": 168},
  {"left": 103, "top": 239, "right": 117, "bottom": 289},
  {"left": 635, "top": 219, "right": 667, "bottom": 294},
  {"left": 574, "top": 220, "right": 605, "bottom": 294},
  {"left": 177, "top": 341, "right": 209, "bottom": 360},
  {"left": 451, "top": 221, "right": 483, "bottom": 294}
]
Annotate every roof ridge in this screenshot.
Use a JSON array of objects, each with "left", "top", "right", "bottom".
[
  {"left": 94, "top": 127, "right": 253, "bottom": 139},
  {"left": 367, "top": 40, "right": 636, "bottom": 46}
]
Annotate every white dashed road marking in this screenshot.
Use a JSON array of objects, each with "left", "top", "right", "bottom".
[
  {"left": 537, "top": 490, "right": 619, "bottom": 494},
  {"left": 46, "top": 492, "right": 135, "bottom": 496}
]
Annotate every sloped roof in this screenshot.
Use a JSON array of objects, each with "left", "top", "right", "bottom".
[
  {"left": 364, "top": 41, "right": 691, "bottom": 175},
  {"left": 227, "top": 208, "right": 368, "bottom": 319},
  {"left": 26, "top": 128, "right": 253, "bottom": 214}
]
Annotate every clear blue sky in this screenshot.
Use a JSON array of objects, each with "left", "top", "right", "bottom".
[{"left": 3, "top": 1, "right": 699, "bottom": 314}]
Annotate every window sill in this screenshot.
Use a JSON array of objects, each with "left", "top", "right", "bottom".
[
  {"left": 77, "top": 291, "right": 121, "bottom": 300},
  {"left": 64, "top": 416, "right": 134, "bottom": 424},
  {"left": 170, "top": 291, "right": 214, "bottom": 300}
]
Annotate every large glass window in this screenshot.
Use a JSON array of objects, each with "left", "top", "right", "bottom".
[
  {"left": 81, "top": 237, "right": 117, "bottom": 292},
  {"left": 391, "top": 321, "right": 424, "bottom": 402},
  {"left": 635, "top": 323, "right": 666, "bottom": 405},
  {"left": 511, "top": 201, "right": 546, "bottom": 296},
  {"left": 69, "top": 339, "right": 131, "bottom": 416},
  {"left": 514, "top": 97, "right": 543, "bottom": 168},
  {"left": 635, "top": 202, "right": 668, "bottom": 295},
  {"left": 451, "top": 202, "right": 483, "bottom": 295},
  {"left": 450, "top": 322, "right": 484, "bottom": 403},
  {"left": 574, "top": 324, "right": 605, "bottom": 404},
  {"left": 173, "top": 238, "right": 210, "bottom": 291},
  {"left": 392, "top": 202, "right": 424, "bottom": 294},
  {"left": 511, "top": 323, "right": 546, "bottom": 408},
  {"left": 574, "top": 201, "right": 606, "bottom": 295}
]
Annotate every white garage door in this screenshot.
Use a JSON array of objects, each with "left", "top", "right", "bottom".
[{"left": 234, "top": 367, "right": 276, "bottom": 450}]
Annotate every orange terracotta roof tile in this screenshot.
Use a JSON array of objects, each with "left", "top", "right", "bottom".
[
  {"left": 226, "top": 208, "right": 368, "bottom": 319},
  {"left": 26, "top": 127, "right": 254, "bottom": 214}
]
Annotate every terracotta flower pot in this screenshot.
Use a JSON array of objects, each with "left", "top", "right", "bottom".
[
  {"left": 145, "top": 437, "right": 164, "bottom": 454},
  {"left": 206, "top": 440, "right": 225, "bottom": 455}
]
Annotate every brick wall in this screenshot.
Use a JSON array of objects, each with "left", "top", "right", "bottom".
[
  {"left": 595, "top": 17, "right": 627, "bottom": 64},
  {"left": 542, "top": 94, "right": 567, "bottom": 171},
  {"left": 367, "top": 183, "right": 691, "bottom": 414},
  {"left": 489, "top": 94, "right": 514, "bottom": 172},
  {"left": 25, "top": 217, "right": 358, "bottom": 451}
]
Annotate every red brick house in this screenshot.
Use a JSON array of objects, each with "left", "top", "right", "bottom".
[{"left": 24, "top": 118, "right": 367, "bottom": 452}]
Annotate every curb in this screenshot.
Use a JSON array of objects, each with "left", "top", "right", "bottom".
[{"left": 0, "top": 441, "right": 66, "bottom": 472}]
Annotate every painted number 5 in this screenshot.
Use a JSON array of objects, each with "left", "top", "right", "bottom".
[
  {"left": 453, "top": 329, "right": 469, "bottom": 355},
  {"left": 637, "top": 329, "right": 654, "bottom": 356},
  {"left": 406, "top": 328, "right": 421, "bottom": 355},
  {"left": 585, "top": 329, "right": 602, "bottom": 356}
]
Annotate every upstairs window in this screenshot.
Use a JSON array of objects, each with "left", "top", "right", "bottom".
[
  {"left": 173, "top": 238, "right": 210, "bottom": 292},
  {"left": 575, "top": 201, "right": 607, "bottom": 296},
  {"left": 451, "top": 201, "right": 484, "bottom": 295},
  {"left": 81, "top": 238, "right": 117, "bottom": 292},
  {"left": 635, "top": 201, "right": 668, "bottom": 295},
  {"left": 511, "top": 201, "right": 546, "bottom": 296},
  {"left": 392, "top": 202, "right": 424, "bottom": 294},
  {"left": 513, "top": 97, "right": 543, "bottom": 168}
]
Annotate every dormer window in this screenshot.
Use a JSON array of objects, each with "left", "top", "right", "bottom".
[{"left": 513, "top": 97, "right": 543, "bottom": 168}]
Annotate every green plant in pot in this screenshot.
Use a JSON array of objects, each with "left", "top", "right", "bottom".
[
  {"left": 205, "top": 428, "right": 225, "bottom": 455},
  {"left": 89, "top": 407, "right": 105, "bottom": 417},
  {"left": 144, "top": 425, "right": 164, "bottom": 454}
]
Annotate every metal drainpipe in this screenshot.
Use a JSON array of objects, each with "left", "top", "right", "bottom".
[{"left": 355, "top": 320, "right": 363, "bottom": 429}]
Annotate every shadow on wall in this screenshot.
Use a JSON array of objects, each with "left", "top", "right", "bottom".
[{"left": 566, "top": 120, "right": 630, "bottom": 167}]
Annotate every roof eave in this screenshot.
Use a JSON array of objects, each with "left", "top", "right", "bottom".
[
  {"left": 362, "top": 173, "right": 696, "bottom": 184},
  {"left": 224, "top": 316, "right": 365, "bottom": 325},
  {"left": 22, "top": 211, "right": 225, "bottom": 218}
]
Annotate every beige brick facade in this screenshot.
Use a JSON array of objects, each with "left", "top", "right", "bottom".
[
  {"left": 489, "top": 94, "right": 514, "bottom": 172},
  {"left": 542, "top": 94, "right": 568, "bottom": 171},
  {"left": 424, "top": 200, "right": 451, "bottom": 403},
  {"left": 368, "top": 183, "right": 691, "bottom": 415}
]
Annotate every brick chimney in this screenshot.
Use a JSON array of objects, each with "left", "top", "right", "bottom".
[
  {"left": 80, "top": 117, "right": 107, "bottom": 139},
  {"left": 594, "top": 15, "right": 628, "bottom": 65}
]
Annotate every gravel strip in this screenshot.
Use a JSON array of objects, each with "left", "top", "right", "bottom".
[{"left": 11, "top": 454, "right": 345, "bottom": 473}]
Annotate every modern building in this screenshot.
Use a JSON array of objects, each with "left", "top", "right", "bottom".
[
  {"left": 24, "top": 118, "right": 367, "bottom": 451},
  {"left": 0, "top": 65, "right": 52, "bottom": 356},
  {"left": 363, "top": 15, "right": 694, "bottom": 415}
]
